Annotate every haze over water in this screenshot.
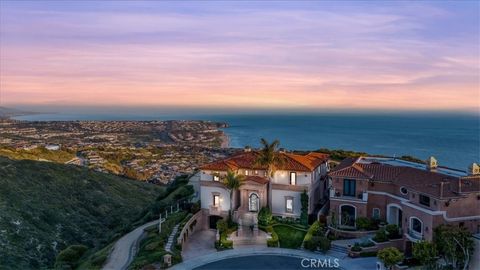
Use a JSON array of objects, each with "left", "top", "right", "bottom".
[{"left": 14, "top": 110, "right": 480, "bottom": 170}]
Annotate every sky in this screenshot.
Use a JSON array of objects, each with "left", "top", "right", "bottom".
[{"left": 0, "top": 1, "right": 479, "bottom": 113}]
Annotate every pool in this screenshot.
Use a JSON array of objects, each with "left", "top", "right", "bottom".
[{"left": 194, "top": 255, "right": 341, "bottom": 270}]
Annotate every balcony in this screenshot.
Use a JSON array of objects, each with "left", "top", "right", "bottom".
[
  {"left": 330, "top": 189, "right": 368, "bottom": 202},
  {"left": 405, "top": 228, "right": 424, "bottom": 242},
  {"left": 209, "top": 205, "right": 221, "bottom": 216}
]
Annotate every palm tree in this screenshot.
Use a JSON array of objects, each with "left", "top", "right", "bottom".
[
  {"left": 223, "top": 170, "right": 245, "bottom": 222},
  {"left": 255, "top": 138, "right": 285, "bottom": 206}
]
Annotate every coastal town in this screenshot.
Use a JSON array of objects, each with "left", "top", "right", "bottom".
[{"left": 0, "top": 117, "right": 232, "bottom": 184}]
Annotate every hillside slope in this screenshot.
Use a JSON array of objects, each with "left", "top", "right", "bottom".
[{"left": 0, "top": 157, "right": 163, "bottom": 269}]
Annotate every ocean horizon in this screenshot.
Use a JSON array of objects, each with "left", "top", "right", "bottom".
[{"left": 13, "top": 111, "right": 480, "bottom": 170}]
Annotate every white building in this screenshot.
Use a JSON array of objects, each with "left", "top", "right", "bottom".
[{"left": 199, "top": 149, "right": 329, "bottom": 228}]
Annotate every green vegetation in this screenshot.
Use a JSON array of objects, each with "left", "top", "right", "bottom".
[
  {"left": 385, "top": 224, "right": 401, "bottom": 239},
  {"left": 0, "top": 156, "right": 163, "bottom": 270},
  {"left": 215, "top": 220, "right": 236, "bottom": 250},
  {"left": 303, "top": 221, "right": 330, "bottom": 252},
  {"left": 261, "top": 225, "right": 279, "bottom": 247},
  {"left": 273, "top": 224, "right": 307, "bottom": 249},
  {"left": 129, "top": 211, "right": 188, "bottom": 270},
  {"left": 258, "top": 207, "right": 273, "bottom": 226},
  {"left": 315, "top": 148, "right": 368, "bottom": 161},
  {"left": 0, "top": 146, "right": 75, "bottom": 163},
  {"left": 54, "top": 245, "right": 88, "bottom": 269},
  {"left": 300, "top": 191, "right": 309, "bottom": 226},
  {"left": 373, "top": 228, "right": 389, "bottom": 243},
  {"left": 377, "top": 247, "right": 404, "bottom": 270},
  {"left": 222, "top": 170, "right": 245, "bottom": 222},
  {"left": 434, "top": 224, "right": 474, "bottom": 269},
  {"left": 412, "top": 241, "right": 438, "bottom": 269}
]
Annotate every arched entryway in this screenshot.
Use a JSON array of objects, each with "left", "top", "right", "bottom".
[
  {"left": 249, "top": 193, "right": 259, "bottom": 212},
  {"left": 387, "top": 204, "right": 403, "bottom": 227},
  {"left": 209, "top": 215, "right": 223, "bottom": 229},
  {"left": 340, "top": 204, "right": 356, "bottom": 227}
]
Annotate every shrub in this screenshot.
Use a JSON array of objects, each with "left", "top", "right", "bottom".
[
  {"left": 317, "top": 236, "right": 331, "bottom": 253},
  {"left": 351, "top": 242, "right": 362, "bottom": 252},
  {"left": 90, "top": 254, "right": 108, "bottom": 267},
  {"left": 373, "top": 228, "right": 388, "bottom": 243},
  {"left": 356, "top": 217, "right": 374, "bottom": 230},
  {"left": 216, "top": 219, "right": 228, "bottom": 233},
  {"left": 55, "top": 245, "right": 89, "bottom": 269},
  {"left": 258, "top": 207, "right": 272, "bottom": 226},
  {"left": 265, "top": 226, "right": 279, "bottom": 247},
  {"left": 304, "top": 239, "right": 317, "bottom": 251},
  {"left": 360, "top": 240, "right": 375, "bottom": 248},
  {"left": 413, "top": 241, "right": 438, "bottom": 268},
  {"left": 300, "top": 191, "right": 309, "bottom": 226},
  {"left": 377, "top": 247, "right": 404, "bottom": 269},
  {"left": 144, "top": 241, "right": 160, "bottom": 251},
  {"left": 385, "top": 224, "right": 401, "bottom": 239}
]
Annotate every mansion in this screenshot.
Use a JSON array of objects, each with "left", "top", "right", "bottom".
[
  {"left": 194, "top": 148, "right": 480, "bottom": 249},
  {"left": 329, "top": 156, "right": 480, "bottom": 250},
  {"left": 198, "top": 148, "right": 330, "bottom": 228}
]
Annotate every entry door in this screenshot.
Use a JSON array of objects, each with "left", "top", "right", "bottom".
[{"left": 249, "top": 193, "right": 259, "bottom": 212}]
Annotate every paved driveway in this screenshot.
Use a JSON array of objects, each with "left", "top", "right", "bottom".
[{"left": 182, "top": 229, "right": 217, "bottom": 260}]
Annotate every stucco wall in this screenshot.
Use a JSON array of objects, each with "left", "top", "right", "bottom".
[
  {"left": 271, "top": 189, "right": 302, "bottom": 217},
  {"left": 200, "top": 186, "right": 231, "bottom": 211}
]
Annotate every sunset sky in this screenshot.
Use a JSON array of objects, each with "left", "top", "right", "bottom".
[{"left": 0, "top": 1, "right": 479, "bottom": 112}]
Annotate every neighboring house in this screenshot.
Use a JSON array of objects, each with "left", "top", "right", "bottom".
[
  {"left": 199, "top": 148, "right": 329, "bottom": 228},
  {"left": 328, "top": 156, "right": 480, "bottom": 253}
]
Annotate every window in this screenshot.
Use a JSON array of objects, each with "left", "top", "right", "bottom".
[
  {"left": 419, "top": 194, "right": 430, "bottom": 207},
  {"left": 285, "top": 197, "right": 294, "bottom": 213},
  {"left": 343, "top": 179, "right": 356, "bottom": 197},
  {"left": 213, "top": 174, "right": 220, "bottom": 181},
  {"left": 245, "top": 170, "right": 249, "bottom": 176},
  {"left": 249, "top": 193, "right": 259, "bottom": 212},
  {"left": 254, "top": 170, "right": 258, "bottom": 175},
  {"left": 372, "top": 208, "right": 380, "bottom": 219},
  {"left": 411, "top": 217, "right": 423, "bottom": 234},
  {"left": 213, "top": 194, "right": 220, "bottom": 206},
  {"left": 400, "top": 187, "right": 408, "bottom": 195},
  {"left": 290, "top": 172, "right": 296, "bottom": 185}
]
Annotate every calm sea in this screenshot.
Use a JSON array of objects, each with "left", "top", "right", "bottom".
[{"left": 13, "top": 112, "right": 480, "bottom": 170}]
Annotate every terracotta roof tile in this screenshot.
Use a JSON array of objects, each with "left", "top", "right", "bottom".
[
  {"left": 200, "top": 150, "right": 329, "bottom": 172},
  {"left": 329, "top": 158, "right": 480, "bottom": 198}
]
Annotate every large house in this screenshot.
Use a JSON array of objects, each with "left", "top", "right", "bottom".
[
  {"left": 199, "top": 148, "right": 329, "bottom": 228},
  {"left": 328, "top": 156, "right": 480, "bottom": 252}
]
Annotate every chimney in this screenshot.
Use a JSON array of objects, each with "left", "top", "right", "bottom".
[
  {"left": 468, "top": 163, "right": 480, "bottom": 175},
  {"left": 426, "top": 156, "right": 438, "bottom": 171},
  {"left": 244, "top": 146, "right": 252, "bottom": 152}
]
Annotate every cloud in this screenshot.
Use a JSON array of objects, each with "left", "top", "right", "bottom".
[{"left": 0, "top": 1, "right": 478, "bottom": 112}]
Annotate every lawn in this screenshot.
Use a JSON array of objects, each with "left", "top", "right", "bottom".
[{"left": 273, "top": 225, "right": 307, "bottom": 249}]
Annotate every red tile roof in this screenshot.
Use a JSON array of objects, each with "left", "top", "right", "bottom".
[
  {"left": 244, "top": 175, "right": 269, "bottom": 185},
  {"left": 200, "top": 150, "right": 329, "bottom": 172},
  {"left": 330, "top": 158, "right": 480, "bottom": 198}
]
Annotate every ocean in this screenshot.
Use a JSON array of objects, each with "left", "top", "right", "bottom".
[{"left": 13, "top": 112, "right": 480, "bottom": 170}]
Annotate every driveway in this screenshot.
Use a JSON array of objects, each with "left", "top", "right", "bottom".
[
  {"left": 102, "top": 220, "right": 158, "bottom": 270},
  {"left": 182, "top": 229, "right": 217, "bottom": 260}
]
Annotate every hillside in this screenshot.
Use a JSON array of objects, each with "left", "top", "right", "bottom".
[{"left": 0, "top": 157, "right": 163, "bottom": 269}]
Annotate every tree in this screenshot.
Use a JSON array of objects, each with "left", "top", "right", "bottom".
[
  {"left": 222, "top": 170, "right": 245, "bottom": 222},
  {"left": 255, "top": 138, "right": 285, "bottom": 208},
  {"left": 377, "top": 247, "right": 404, "bottom": 270},
  {"left": 300, "top": 190, "right": 309, "bottom": 225},
  {"left": 434, "top": 225, "right": 474, "bottom": 270},
  {"left": 412, "top": 241, "right": 438, "bottom": 269}
]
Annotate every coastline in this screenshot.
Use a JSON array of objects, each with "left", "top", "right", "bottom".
[{"left": 220, "top": 132, "right": 230, "bottom": 148}]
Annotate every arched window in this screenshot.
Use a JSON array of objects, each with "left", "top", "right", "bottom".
[
  {"left": 340, "top": 205, "right": 356, "bottom": 227},
  {"left": 249, "top": 193, "right": 259, "bottom": 212},
  {"left": 410, "top": 217, "right": 423, "bottom": 234}
]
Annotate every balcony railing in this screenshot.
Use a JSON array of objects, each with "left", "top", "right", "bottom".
[
  {"left": 406, "top": 228, "right": 424, "bottom": 241},
  {"left": 209, "top": 205, "right": 221, "bottom": 215},
  {"left": 330, "top": 189, "right": 368, "bottom": 202}
]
